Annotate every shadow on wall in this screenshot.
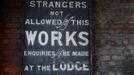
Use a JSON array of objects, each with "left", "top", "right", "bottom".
[
  {"left": 123, "top": 56, "right": 134, "bottom": 75},
  {"left": 0, "top": 0, "right": 22, "bottom": 75}
]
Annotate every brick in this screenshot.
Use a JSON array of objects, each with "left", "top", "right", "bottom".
[
  {"left": 130, "top": 50, "right": 134, "bottom": 55},
  {"left": 0, "top": 34, "right": 20, "bottom": 39},
  {"left": 3, "top": 29, "right": 23, "bottom": 33},
  {"left": 121, "top": 0, "right": 134, "bottom": 3},
  {"left": 112, "top": 56, "right": 126, "bottom": 60},
  {"left": 124, "top": 50, "right": 130, "bottom": 56},
  {"left": 126, "top": 45, "right": 134, "bottom": 49},
  {"left": 109, "top": 72, "right": 115, "bottom": 75},
  {"left": 123, "top": 40, "right": 129, "bottom": 45},
  {"left": 0, "top": 45, "right": 21, "bottom": 51},
  {"left": 108, "top": 61, "right": 116, "bottom": 66},
  {"left": 95, "top": 72, "right": 101, "bottom": 75},
  {"left": 100, "top": 61, "right": 108, "bottom": 67},
  {"left": 0, "top": 39, "right": 21, "bottom": 45},
  {"left": 96, "top": 49, "right": 110, "bottom": 55},
  {"left": 110, "top": 49, "right": 123, "bottom": 56},
  {"left": 116, "top": 72, "right": 122, "bottom": 75},
  {"left": 7, "top": 12, "right": 22, "bottom": 17},
  {"left": 0, "top": 50, "right": 21, "bottom": 56},
  {"left": 0, "top": 66, "right": 21, "bottom": 72},
  {"left": 101, "top": 72, "right": 108, "bottom": 75},
  {"left": 102, "top": 56, "right": 111, "bottom": 61},
  {"left": 110, "top": 24, "right": 124, "bottom": 29}
]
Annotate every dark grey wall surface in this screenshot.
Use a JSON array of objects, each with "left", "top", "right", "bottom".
[{"left": 93, "top": 0, "right": 134, "bottom": 75}]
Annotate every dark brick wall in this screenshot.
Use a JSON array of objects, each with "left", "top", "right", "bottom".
[
  {"left": 93, "top": 0, "right": 134, "bottom": 75},
  {"left": 0, "top": 0, "right": 23, "bottom": 75}
]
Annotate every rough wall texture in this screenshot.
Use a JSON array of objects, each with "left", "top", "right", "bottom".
[{"left": 93, "top": 0, "right": 134, "bottom": 75}]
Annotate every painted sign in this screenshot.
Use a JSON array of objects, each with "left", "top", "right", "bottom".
[{"left": 23, "top": 0, "right": 92, "bottom": 75}]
